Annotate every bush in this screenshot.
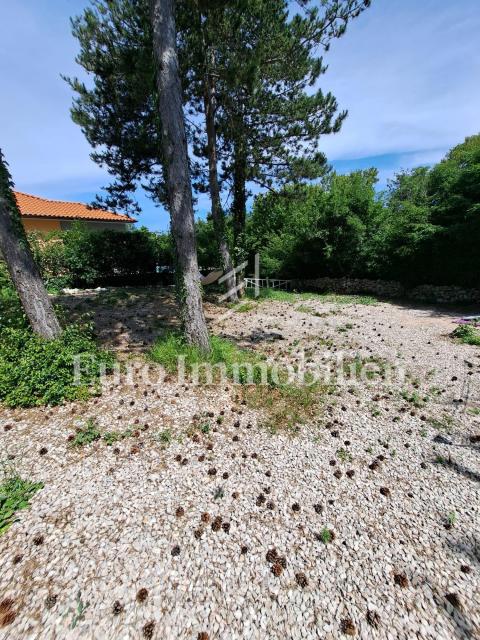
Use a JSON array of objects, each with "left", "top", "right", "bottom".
[
  {"left": 451, "top": 324, "right": 480, "bottom": 346},
  {"left": 0, "top": 324, "right": 115, "bottom": 407},
  {"left": 0, "top": 259, "right": 115, "bottom": 408},
  {"left": 245, "top": 135, "right": 480, "bottom": 288}
]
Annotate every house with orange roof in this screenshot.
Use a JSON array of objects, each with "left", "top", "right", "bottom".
[{"left": 14, "top": 191, "right": 136, "bottom": 233}]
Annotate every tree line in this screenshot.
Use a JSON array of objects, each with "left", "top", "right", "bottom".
[
  {"left": 18, "top": 131, "right": 480, "bottom": 295},
  {"left": 244, "top": 134, "right": 480, "bottom": 288}
]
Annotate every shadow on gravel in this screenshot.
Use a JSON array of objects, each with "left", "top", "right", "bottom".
[
  {"left": 425, "top": 579, "right": 479, "bottom": 640},
  {"left": 439, "top": 536, "right": 480, "bottom": 639},
  {"left": 391, "top": 298, "right": 480, "bottom": 321},
  {"left": 58, "top": 287, "right": 180, "bottom": 350},
  {"left": 441, "top": 457, "right": 480, "bottom": 484},
  {"left": 445, "top": 535, "right": 480, "bottom": 571},
  {"left": 247, "top": 330, "right": 285, "bottom": 344}
]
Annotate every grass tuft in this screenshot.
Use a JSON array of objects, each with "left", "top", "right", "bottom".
[
  {"left": 317, "top": 527, "right": 333, "bottom": 544},
  {"left": 245, "top": 288, "right": 377, "bottom": 305},
  {"left": 234, "top": 301, "right": 257, "bottom": 313},
  {"left": 155, "top": 429, "right": 172, "bottom": 445},
  {"left": 240, "top": 381, "right": 330, "bottom": 433},
  {"left": 149, "top": 332, "right": 270, "bottom": 384},
  {"left": 0, "top": 475, "right": 43, "bottom": 535}
]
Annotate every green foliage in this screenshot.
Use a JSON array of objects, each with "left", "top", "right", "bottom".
[
  {"left": 70, "top": 418, "right": 101, "bottom": 447},
  {"left": 245, "top": 288, "right": 300, "bottom": 302},
  {"left": 0, "top": 475, "right": 43, "bottom": 535},
  {"left": 342, "top": 355, "right": 389, "bottom": 380},
  {"left": 247, "top": 171, "right": 383, "bottom": 278},
  {"left": 0, "top": 149, "right": 30, "bottom": 249},
  {"left": 69, "top": 591, "right": 90, "bottom": 630},
  {"left": 67, "top": 0, "right": 369, "bottom": 239},
  {"left": 156, "top": 429, "right": 172, "bottom": 445},
  {"left": 336, "top": 447, "right": 352, "bottom": 462},
  {"left": 234, "top": 301, "right": 257, "bottom": 313},
  {"left": 451, "top": 324, "right": 480, "bottom": 346},
  {"left": 31, "top": 224, "right": 174, "bottom": 289},
  {"left": 245, "top": 134, "right": 480, "bottom": 288},
  {"left": 103, "top": 428, "right": 134, "bottom": 446},
  {"left": 400, "top": 390, "right": 427, "bottom": 408},
  {"left": 296, "top": 304, "right": 315, "bottom": 314},
  {"left": 0, "top": 324, "right": 115, "bottom": 408},
  {"left": 318, "top": 293, "right": 377, "bottom": 305},
  {"left": 195, "top": 219, "right": 221, "bottom": 270},
  {"left": 149, "top": 332, "right": 268, "bottom": 384},
  {"left": 447, "top": 511, "right": 457, "bottom": 527}
]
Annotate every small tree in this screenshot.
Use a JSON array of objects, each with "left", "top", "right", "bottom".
[{"left": 0, "top": 150, "right": 61, "bottom": 339}]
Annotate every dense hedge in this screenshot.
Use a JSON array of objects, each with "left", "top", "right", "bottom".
[{"left": 30, "top": 224, "right": 174, "bottom": 290}]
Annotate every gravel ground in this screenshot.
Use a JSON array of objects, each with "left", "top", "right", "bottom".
[{"left": 0, "top": 291, "right": 479, "bottom": 639}]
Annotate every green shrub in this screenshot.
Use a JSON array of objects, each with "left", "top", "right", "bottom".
[
  {"left": 0, "top": 324, "right": 115, "bottom": 407},
  {"left": 0, "top": 475, "right": 43, "bottom": 535},
  {"left": 451, "top": 324, "right": 480, "bottom": 346}
]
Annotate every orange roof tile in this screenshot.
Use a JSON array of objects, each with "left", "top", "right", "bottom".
[{"left": 14, "top": 191, "right": 136, "bottom": 224}]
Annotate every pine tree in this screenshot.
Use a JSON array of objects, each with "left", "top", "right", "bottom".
[
  {"left": 66, "top": 0, "right": 370, "bottom": 290},
  {"left": 180, "top": 0, "right": 240, "bottom": 301},
  {"left": 212, "top": 1, "right": 371, "bottom": 249},
  {"left": 68, "top": 0, "right": 210, "bottom": 347},
  {"left": 149, "top": 0, "right": 210, "bottom": 350}
]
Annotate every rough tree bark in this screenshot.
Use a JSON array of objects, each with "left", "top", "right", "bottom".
[
  {"left": 0, "top": 150, "right": 61, "bottom": 340},
  {"left": 150, "top": 0, "right": 210, "bottom": 352},
  {"left": 202, "top": 42, "right": 238, "bottom": 302},
  {"left": 232, "top": 139, "right": 247, "bottom": 247},
  {"left": 232, "top": 137, "right": 247, "bottom": 295}
]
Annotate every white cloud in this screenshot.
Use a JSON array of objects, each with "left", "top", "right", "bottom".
[{"left": 317, "top": 0, "right": 480, "bottom": 162}]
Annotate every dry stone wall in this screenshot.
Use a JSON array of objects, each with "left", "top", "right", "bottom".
[{"left": 294, "top": 277, "right": 480, "bottom": 304}]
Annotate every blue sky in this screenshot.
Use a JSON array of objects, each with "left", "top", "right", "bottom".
[{"left": 1, "top": 0, "right": 479, "bottom": 231}]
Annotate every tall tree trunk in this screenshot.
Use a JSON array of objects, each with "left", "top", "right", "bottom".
[
  {"left": 150, "top": 0, "right": 210, "bottom": 352},
  {"left": 232, "top": 137, "right": 247, "bottom": 295},
  {"left": 232, "top": 138, "right": 247, "bottom": 248},
  {"left": 202, "top": 42, "right": 238, "bottom": 302},
  {"left": 0, "top": 150, "right": 61, "bottom": 340}
]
